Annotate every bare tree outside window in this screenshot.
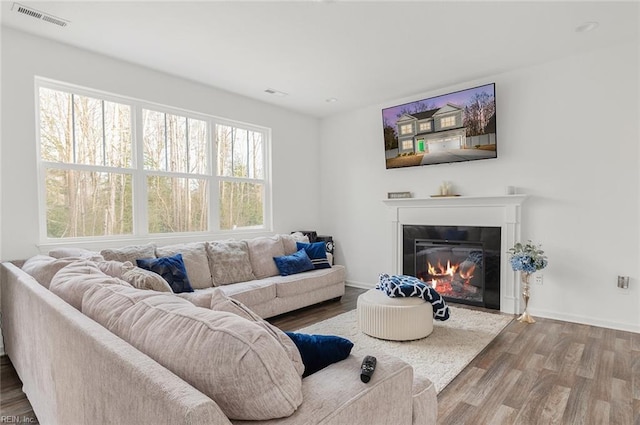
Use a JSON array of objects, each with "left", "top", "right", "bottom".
[
  {"left": 216, "top": 124, "right": 265, "bottom": 230},
  {"left": 40, "top": 87, "right": 133, "bottom": 238},
  {"left": 38, "top": 81, "right": 269, "bottom": 240}
]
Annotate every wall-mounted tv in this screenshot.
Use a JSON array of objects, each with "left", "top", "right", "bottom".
[{"left": 382, "top": 83, "right": 497, "bottom": 169}]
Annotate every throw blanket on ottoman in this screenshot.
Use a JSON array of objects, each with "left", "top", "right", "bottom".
[{"left": 376, "top": 273, "right": 450, "bottom": 321}]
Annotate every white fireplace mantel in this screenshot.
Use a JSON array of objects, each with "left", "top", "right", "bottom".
[{"left": 383, "top": 194, "right": 528, "bottom": 315}]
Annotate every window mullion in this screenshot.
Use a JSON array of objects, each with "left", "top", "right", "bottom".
[
  {"left": 185, "top": 118, "right": 190, "bottom": 173},
  {"left": 133, "top": 105, "right": 148, "bottom": 237},
  {"left": 71, "top": 94, "right": 77, "bottom": 163},
  {"left": 101, "top": 100, "right": 106, "bottom": 167},
  {"left": 210, "top": 121, "right": 219, "bottom": 232},
  {"left": 162, "top": 113, "right": 167, "bottom": 172}
]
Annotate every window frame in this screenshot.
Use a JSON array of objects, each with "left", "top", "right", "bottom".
[
  {"left": 440, "top": 116, "right": 456, "bottom": 128},
  {"left": 35, "top": 77, "right": 272, "bottom": 245},
  {"left": 400, "top": 123, "right": 413, "bottom": 135},
  {"left": 418, "top": 121, "right": 432, "bottom": 132}
]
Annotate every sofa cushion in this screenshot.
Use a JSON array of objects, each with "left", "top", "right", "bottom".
[
  {"left": 206, "top": 240, "right": 255, "bottom": 286},
  {"left": 22, "top": 255, "right": 78, "bottom": 289},
  {"left": 273, "top": 249, "right": 315, "bottom": 276},
  {"left": 285, "top": 332, "right": 353, "bottom": 378},
  {"left": 100, "top": 244, "right": 156, "bottom": 264},
  {"left": 49, "top": 260, "right": 132, "bottom": 310},
  {"left": 121, "top": 266, "right": 173, "bottom": 292},
  {"left": 137, "top": 254, "right": 194, "bottom": 294},
  {"left": 216, "top": 279, "right": 276, "bottom": 307},
  {"left": 296, "top": 241, "right": 331, "bottom": 270},
  {"left": 209, "top": 289, "right": 304, "bottom": 376},
  {"left": 156, "top": 242, "right": 213, "bottom": 289},
  {"left": 281, "top": 232, "right": 310, "bottom": 255},
  {"left": 270, "top": 265, "right": 346, "bottom": 298},
  {"left": 48, "top": 247, "right": 104, "bottom": 261},
  {"left": 246, "top": 235, "right": 284, "bottom": 279},
  {"left": 82, "top": 286, "right": 303, "bottom": 421}
]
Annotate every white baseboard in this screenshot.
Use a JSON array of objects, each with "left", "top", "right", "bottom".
[
  {"left": 345, "top": 280, "right": 375, "bottom": 290},
  {"left": 529, "top": 308, "right": 640, "bottom": 333}
]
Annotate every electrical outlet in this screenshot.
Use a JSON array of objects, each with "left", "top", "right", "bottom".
[
  {"left": 535, "top": 275, "right": 543, "bottom": 285},
  {"left": 617, "top": 276, "right": 629, "bottom": 289}
]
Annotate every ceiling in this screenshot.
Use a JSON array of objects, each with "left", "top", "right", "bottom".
[{"left": 1, "top": 1, "right": 638, "bottom": 118}]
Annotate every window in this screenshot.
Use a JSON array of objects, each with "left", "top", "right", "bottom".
[
  {"left": 400, "top": 123, "right": 413, "bottom": 135},
  {"left": 440, "top": 116, "right": 456, "bottom": 128},
  {"left": 142, "top": 109, "right": 209, "bottom": 233},
  {"left": 418, "top": 121, "right": 432, "bottom": 132},
  {"left": 37, "top": 80, "right": 270, "bottom": 240},
  {"left": 401, "top": 139, "right": 414, "bottom": 150},
  {"left": 215, "top": 124, "right": 265, "bottom": 230}
]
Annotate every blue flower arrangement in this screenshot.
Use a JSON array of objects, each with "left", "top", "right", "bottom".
[{"left": 508, "top": 240, "right": 548, "bottom": 274}]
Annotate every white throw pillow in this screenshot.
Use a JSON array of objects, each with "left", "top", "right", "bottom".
[
  {"left": 246, "top": 236, "right": 284, "bottom": 279},
  {"left": 156, "top": 242, "right": 213, "bottom": 289},
  {"left": 22, "top": 255, "right": 78, "bottom": 289},
  {"left": 100, "top": 244, "right": 156, "bottom": 264}
]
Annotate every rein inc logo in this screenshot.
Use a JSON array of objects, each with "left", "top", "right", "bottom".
[{"left": 0, "top": 417, "right": 37, "bottom": 423}]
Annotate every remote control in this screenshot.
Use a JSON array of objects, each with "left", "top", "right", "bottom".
[{"left": 360, "top": 355, "right": 377, "bottom": 383}]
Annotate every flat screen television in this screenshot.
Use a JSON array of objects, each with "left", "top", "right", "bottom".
[{"left": 382, "top": 83, "right": 497, "bottom": 169}]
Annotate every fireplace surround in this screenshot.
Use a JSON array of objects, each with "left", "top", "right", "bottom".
[{"left": 383, "top": 195, "right": 527, "bottom": 315}]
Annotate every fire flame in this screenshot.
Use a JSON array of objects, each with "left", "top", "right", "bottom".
[
  {"left": 427, "top": 259, "right": 459, "bottom": 277},
  {"left": 426, "top": 260, "right": 477, "bottom": 294}
]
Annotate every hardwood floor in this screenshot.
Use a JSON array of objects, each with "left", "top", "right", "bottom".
[
  {"left": 1, "top": 286, "right": 638, "bottom": 425},
  {"left": 0, "top": 355, "right": 39, "bottom": 423}
]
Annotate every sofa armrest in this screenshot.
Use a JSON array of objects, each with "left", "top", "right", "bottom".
[
  {"left": 236, "top": 353, "right": 420, "bottom": 425},
  {"left": 412, "top": 374, "right": 438, "bottom": 425}
]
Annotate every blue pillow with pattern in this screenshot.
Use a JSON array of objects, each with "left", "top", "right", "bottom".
[
  {"left": 136, "top": 253, "right": 194, "bottom": 294},
  {"left": 273, "top": 248, "right": 315, "bottom": 276},
  {"left": 296, "top": 241, "right": 331, "bottom": 269}
]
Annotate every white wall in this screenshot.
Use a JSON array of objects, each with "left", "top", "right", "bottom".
[
  {"left": 319, "top": 41, "right": 639, "bottom": 332},
  {"left": 0, "top": 27, "right": 322, "bottom": 260}
]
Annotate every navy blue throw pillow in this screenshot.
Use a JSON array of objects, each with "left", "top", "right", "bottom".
[
  {"left": 285, "top": 332, "right": 354, "bottom": 378},
  {"left": 296, "top": 241, "right": 331, "bottom": 269},
  {"left": 136, "top": 254, "right": 194, "bottom": 294},
  {"left": 273, "top": 248, "right": 315, "bottom": 276}
]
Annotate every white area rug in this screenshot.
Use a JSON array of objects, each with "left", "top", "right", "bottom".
[{"left": 296, "top": 306, "right": 513, "bottom": 393}]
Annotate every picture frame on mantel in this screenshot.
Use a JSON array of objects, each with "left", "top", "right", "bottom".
[{"left": 387, "top": 191, "right": 413, "bottom": 199}]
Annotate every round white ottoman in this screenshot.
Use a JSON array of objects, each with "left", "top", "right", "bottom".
[{"left": 357, "top": 289, "right": 433, "bottom": 341}]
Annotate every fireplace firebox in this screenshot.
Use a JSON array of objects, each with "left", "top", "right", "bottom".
[
  {"left": 415, "top": 239, "right": 484, "bottom": 306},
  {"left": 403, "top": 225, "right": 501, "bottom": 309}
]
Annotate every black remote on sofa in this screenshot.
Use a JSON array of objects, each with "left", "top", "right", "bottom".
[{"left": 360, "top": 355, "right": 377, "bottom": 383}]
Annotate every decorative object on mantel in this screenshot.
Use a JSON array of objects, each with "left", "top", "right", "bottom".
[
  {"left": 508, "top": 240, "right": 548, "bottom": 324},
  {"left": 431, "top": 181, "right": 459, "bottom": 197},
  {"left": 387, "top": 191, "right": 413, "bottom": 199}
]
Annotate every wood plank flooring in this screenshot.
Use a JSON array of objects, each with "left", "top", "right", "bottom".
[{"left": 1, "top": 286, "right": 638, "bottom": 425}]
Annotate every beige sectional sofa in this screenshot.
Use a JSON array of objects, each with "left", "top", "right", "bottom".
[{"left": 0, "top": 234, "right": 438, "bottom": 424}]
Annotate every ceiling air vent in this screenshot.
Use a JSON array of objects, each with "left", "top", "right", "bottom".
[{"left": 11, "top": 3, "right": 70, "bottom": 28}]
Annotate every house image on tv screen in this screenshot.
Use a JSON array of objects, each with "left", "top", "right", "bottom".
[{"left": 382, "top": 83, "right": 497, "bottom": 168}]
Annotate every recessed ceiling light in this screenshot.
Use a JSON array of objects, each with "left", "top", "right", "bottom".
[
  {"left": 575, "top": 21, "right": 599, "bottom": 33},
  {"left": 264, "top": 88, "right": 288, "bottom": 97},
  {"left": 325, "top": 97, "right": 338, "bottom": 103}
]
